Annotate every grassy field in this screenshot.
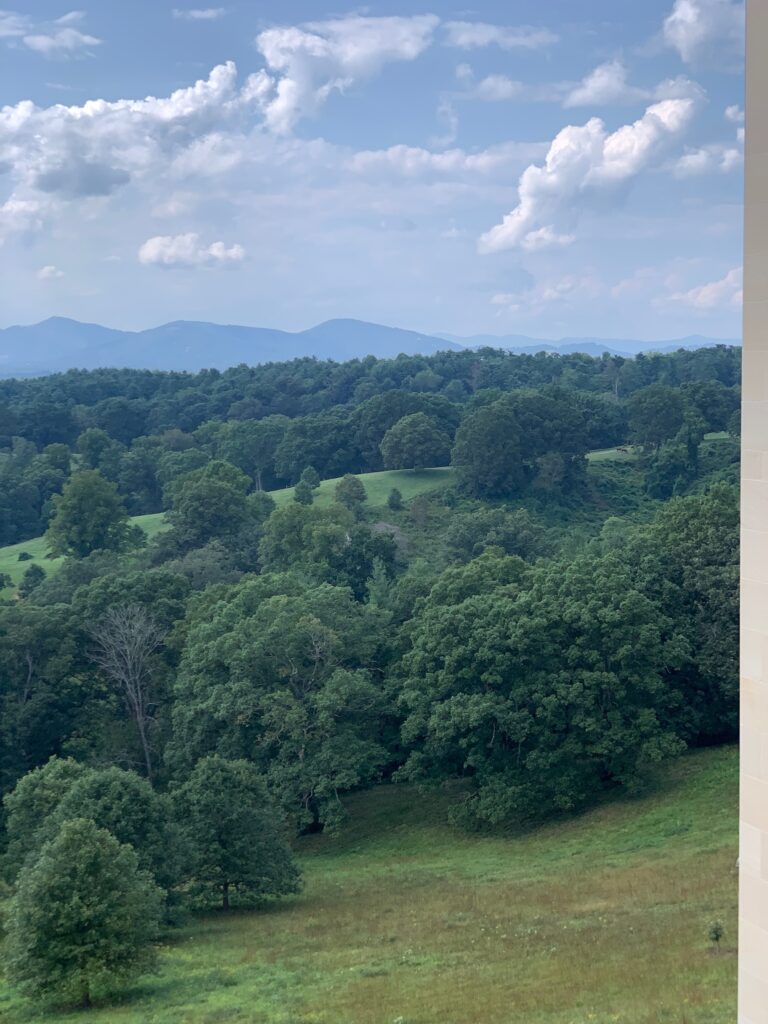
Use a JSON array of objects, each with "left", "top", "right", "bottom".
[
  {"left": 0, "top": 471, "right": 454, "bottom": 596},
  {"left": 270, "top": 467, "right": 455, "bottom": 508},
  {"left": 0, "top": 746, "right": 737, "bottom": 1023},
  {"left": 0, "top": 513, "right": 168, "bottom": 595}
]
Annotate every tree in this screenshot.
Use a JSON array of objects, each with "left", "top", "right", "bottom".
[
  {"left": 334, "top": 473, "right": 367, "bottom": 515},
  {"left": 167, "top": 460, "right": 250, "bottom": 549},
  {"left": 49, "top": 767, "right": 185, "bottom": 892},
  {"left": 174, "top": 756, "right": 301, "bottom": 909},
  {"left": 294, "top": 479, "right": 315, "bottom": 505},
  {"left": 4, "top": 818, "right": 163, "bottom": 1008},
  {"left": 398, "top": 552, "right": 688, "bottom": 826},
  {"left": 89, "top": 605, "right": 166, "bottom": 781},
  {"left": 387, "top": 487, "right": 403, "bottom": 510},
  {"left": 3, "top": 757, "right": 89, "bottom": 880},
  {"left": 170, "top": 577, "right": 388, "bottom": 831},
  {"left": 45, "top": 470, "right": 136, "bottom": 559},
  {"left": 300, "top": 466, "right": 321, "bottom": 490},
  {"left": 627, "top": 384, "right": 685, "bottom": 449},
  {"left": 18, "top": 564, "right": 46, "bottom": 598},
  {"left": 380, "top": 413, "right": 451, "bottom": 470}
]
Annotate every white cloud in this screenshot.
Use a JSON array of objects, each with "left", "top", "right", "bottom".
[
  {"left": 0, "top": 62, "right": 266, "bottom": 205},
  {"left": 474, "top": 74, "right": 526, "bottom": 101},
  {"left": 172, "top": 8, "right": 226, "bottom": 20},
  {"left": 478, "top": 98, "right": 697, "bottom": 254},
  {"left": 674, "top": 144, "right": 742, "bottom": 176},
  {"left": 0, "top": 10, "right": 27, "bottom": 38},
  {"left": 662, "top": 0, "right": 744, "bottom": 69},
  {"left": 138, "top": 233, "right": 245, "bottom": 268},
  {"left": 0, "top": 9, "right": 100, "bottom": 55},
  {"left": 348, "top": 141, "right": 546, "bottom": 179},
  {"left": 37, "top": 264, "right": 64, "bottom": 279},
  {"left": 23, "top": 26, "right": 101, "bottom": 55},
  {"left": 254, "top": 15, "right": 439, "bottom": 134},
  {"left": 564, "top": 61, "right": 648, "bottom": 107},
  {"left": 443, "top": 21, "right": 558, "bottom": 50},
  {"left": 725, "top": 104, "right": 744, "bottom": 123},
  {"left": 668, "top": 266, "right": 742, "bottom": 309}
]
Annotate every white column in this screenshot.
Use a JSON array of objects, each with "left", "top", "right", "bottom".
[{"left": 740, "top": 3, "right": 768, "bottom": 1021}]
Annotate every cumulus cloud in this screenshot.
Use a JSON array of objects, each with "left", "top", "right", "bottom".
[
  {"left": 254, "top": 15, "right": 439, "bottom": 134},
  {"left": 669, "top": 266, "right": 743, "bottom": 309},
  {"left": 172, "top": 8, "right": 226, "bottom": 20},
  {"left": 674, "top": 143, "right": 742, "bottom": 176},
  {"left": 662, "top": 0, "right": 744, "bottom": 69},
  {"left": 0, "top": 62, "right": 266, "bottom": 207},
  {"left": 492, "top": 273, "right": 604, "bottom": 314},
  {"left": 138, "top": 233, "right": 245, "bottom": 268},
  {"left": 37, "top": 264, "right": 64, "bottom": 279},
  {"left": 478, "top": 98, "right": 697, "bottom": 254},
  {"left": 443, "top": 21, "right": 558, "bottom": 50},
  {"left": 564, "top": 61, "right": 648, "bottom": 107}
]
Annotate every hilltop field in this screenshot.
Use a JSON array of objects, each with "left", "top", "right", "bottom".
[{"left": 0, "top": 746, "right": 737, "bottom": 1024}]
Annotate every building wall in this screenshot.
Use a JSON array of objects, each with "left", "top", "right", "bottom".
[{"left": 741, "top": 3, "right": 768, "bottom": 1020}]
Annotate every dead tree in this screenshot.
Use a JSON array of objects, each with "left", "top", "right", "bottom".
[{"left": 89, "top": 605, "right": 166, "bottom": 783}]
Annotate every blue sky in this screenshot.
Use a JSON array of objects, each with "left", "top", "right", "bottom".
[{"left": 0, "top": 1, "right": 744, "bottom": 339}]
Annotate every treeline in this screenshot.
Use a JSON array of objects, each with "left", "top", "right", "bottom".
[{"left": 0, "top": 344, "right": 740, "bottom": 546}]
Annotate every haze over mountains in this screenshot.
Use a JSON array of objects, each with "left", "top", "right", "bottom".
[{"left": 0, "top": 317, "right": 740, "bottom": 377}]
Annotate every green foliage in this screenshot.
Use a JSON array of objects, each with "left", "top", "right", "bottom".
[
  {"left": 45, "top": 470, "right": 136, "bottom": 559},
  {"left": 627, "top": 384, "right": 685, "bottom": 448},
  {"left": 48, "top": 767, "right": 186, "bottom": 892},
  {"left": 334, "top": 473, "right": 367, "bottom": 514},
  {"left": 3, "top": 757, "right": 89, "bottom": 881},
  {"left": 166, "top": 460, "right": 251, "bottom": 549},
  {"left": 4, "top": 818, "right": 163, "bottom": 1007},
  {"left": 260, "top": 503, "right": 395, "bottom": 600},
  {"left": 293, "top": 478, "right": 314, "bottom": 505},
  {"left": 452, "top": 390, "right": 589, "bottom": 499},
  {"left": 18, "top": 565, "right": 45, "bottom": 598},
  {"left": 398, "top": 552, "right": 688, "bottom": 825},
  {"left": 387, "top": 487, "right": 403, "bottom": 510},
  {"left": 173, "top": 756, "right": 301, "bottom": 908},
  {"left": 380, "top": 413, "right": 451, "bottom": 471},
  {"left": 170, "top": 576, "right": 388, "bottom": 831},
  {"left": 300, "top": 466, "right": 321, "bottom": 489}
]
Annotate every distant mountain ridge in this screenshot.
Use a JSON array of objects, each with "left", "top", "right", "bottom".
[{"left": 0, "top": 317, "right": 740, "bottom": 377}]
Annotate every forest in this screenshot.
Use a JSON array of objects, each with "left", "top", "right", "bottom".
[{"left": 0, "top": 342, "right": 741, "bottom": 1015}]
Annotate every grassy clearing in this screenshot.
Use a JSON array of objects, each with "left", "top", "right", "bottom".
[
  {"left": 270, "top": 467, "right": 455, "bottom": 508},
  {"left": 587, "top": 446, "right": 640, "bottom": 464},
  {"left": 0, "top": 747, "right": 737, "bottom": 1024},
  {"left": 0, "top": 471, "right": 452, "bottom": 596},
  {"left": 0, "top": 513, "right": 168, "bottom": 596}
]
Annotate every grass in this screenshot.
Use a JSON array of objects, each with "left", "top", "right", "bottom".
[
  {"left": 0, "top": 513, "right": 168, "bottom": 596},
  {"left": 0, "top": 471, "right": 454, "bottom": 596},
  {"left": 0, "top": 746, "right": 738, "bottom": 1023},
  {"left": 269, "top": 467, "right": 455, "bottom": 508}
]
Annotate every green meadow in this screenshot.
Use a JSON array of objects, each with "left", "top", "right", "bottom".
[
  {"left": 0, "top": 470, "right": 454, "bottom": 596},
  {"left": 0, "top": 746, "right": 737, "bottom": 1024}
]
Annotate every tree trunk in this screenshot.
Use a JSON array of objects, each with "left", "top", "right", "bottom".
[{"left": 222, "top": 881, "right": 230, "bottom": 910}]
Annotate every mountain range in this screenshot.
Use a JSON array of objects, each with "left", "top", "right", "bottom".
[{"left": 0, "top": 317, "right": 740, "bottom": 377}]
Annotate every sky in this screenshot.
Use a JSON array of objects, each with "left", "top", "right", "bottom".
[{"left": 0, "top": 0, "right": 745, "bottom": 339}]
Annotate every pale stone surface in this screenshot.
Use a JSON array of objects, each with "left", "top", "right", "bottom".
[{"left": 741, "top": 4, "right": 768, "bottom": 1019}]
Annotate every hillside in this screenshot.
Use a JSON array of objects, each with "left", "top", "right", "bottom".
[
  {"left": 0, "top": 746, "right": 737, "bottom": 1023},
  {"left": 0, "top": 469, "right": 455, "bottom": 594}
]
